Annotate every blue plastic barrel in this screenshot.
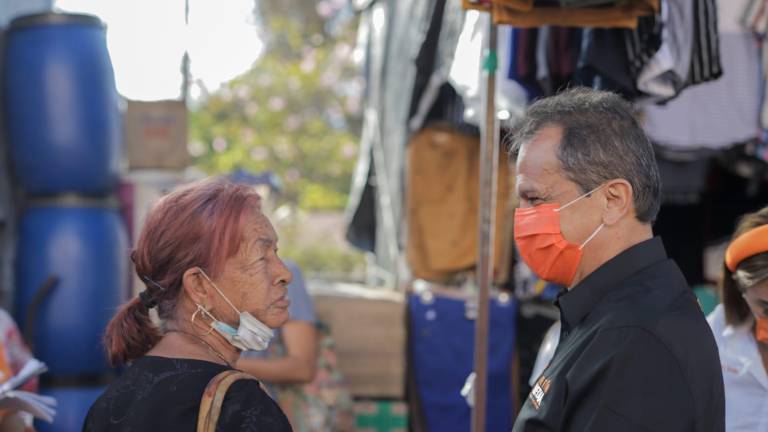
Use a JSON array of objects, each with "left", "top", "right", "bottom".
[
  {"left": 15, "top": 201, "right": 128, "bottom": 375},
  {"left": 36, "top": 385, "right": 105, "bottom": 432},
  {"left": 3, "top": 13, "right": 122, "bottom": 195}
]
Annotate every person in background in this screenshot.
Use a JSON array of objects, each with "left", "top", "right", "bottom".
[
  {"left": 236, "top": 261, "right": 321, "bottom": 429},
  {"left": 231, "top": 173, "right": 353, "bottom": 431},
  {"left": 708, "top": 206, "right": 768, "bottom": 431},
  {"left": 0, "top": 309, "right": 37, "bottom": 432}
]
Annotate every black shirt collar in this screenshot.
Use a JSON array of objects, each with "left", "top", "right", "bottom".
[{"left": 555, "top": 237, "right": 668, "bottom": 329}]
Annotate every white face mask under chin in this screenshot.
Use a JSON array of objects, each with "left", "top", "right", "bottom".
[{"left": 193, "top": 270, "right": 275, "bottom": 352}]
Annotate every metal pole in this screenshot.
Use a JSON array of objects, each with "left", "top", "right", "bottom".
[
  {"left": 471, "top": 18, "right": 499, "bottom": 432},
  {"left": 181, "top": 0, "right": 190, "bottom": 103}
]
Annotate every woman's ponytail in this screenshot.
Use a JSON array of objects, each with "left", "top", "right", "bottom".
[{"left": 103, "top": 296, "right": 162, "bottom": 366}]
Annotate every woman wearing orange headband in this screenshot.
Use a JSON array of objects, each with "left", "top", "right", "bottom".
[{"left": 707, "top": 207, "right": 768, "bottom": 432}]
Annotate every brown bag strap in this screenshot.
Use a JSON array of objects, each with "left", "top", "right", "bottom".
[{"left": 197, "top": 370, "right": 259, "bottom": 432}]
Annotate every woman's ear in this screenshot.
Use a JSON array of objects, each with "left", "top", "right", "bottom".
[
  {"left": 602, "top": 179, "right": 632, "bottom": 226},
  {"left": 181, "top": 267, "right": 209, "bottom": 307}
]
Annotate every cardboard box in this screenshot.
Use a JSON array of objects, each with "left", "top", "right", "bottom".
[
  {"left": 124, "top": 100, "right": 190, "bottom": 170},
  {"left": 312, "top": 283, "right": 406, "bottom": 398}
]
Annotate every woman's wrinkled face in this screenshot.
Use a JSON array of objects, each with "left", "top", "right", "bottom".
[{"left": 208, "top": 211, "right": 292, "bottom": 329}]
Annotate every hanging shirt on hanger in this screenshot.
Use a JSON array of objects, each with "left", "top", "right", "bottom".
[
  {"left": 643, "top": 0, "right": 759, "bottom": 151},
  {"left": 636, "top": 0, "right": 694, "bottom": 100},
  {"left": 448, "top": 12, "right": 527, "bottom": 127},
  {"left": 687, "top": 0, "right": 722, "bottom": 85},
  {"left": 409, "top": 0, "right": 467, "bottom": 132},
  {"left": 625, "top": 15, "right": 663, "bottom": 80},
  {"left": 406, "top": 126, "right": 511, "bottom": 282}
]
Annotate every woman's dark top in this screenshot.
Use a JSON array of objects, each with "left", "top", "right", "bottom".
[{"left": 83, "top": 356, "right": 292, "bottom": 431}]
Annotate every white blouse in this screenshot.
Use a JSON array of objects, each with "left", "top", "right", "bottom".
[{"left": 708, "top": 304, "right": 768, "bottom": 432}]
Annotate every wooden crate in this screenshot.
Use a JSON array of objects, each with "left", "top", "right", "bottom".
[{"left": 312, "top": 283, "right": 406, "bottom": 399}]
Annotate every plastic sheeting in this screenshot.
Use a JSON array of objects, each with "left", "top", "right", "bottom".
[
  {"left": 345, "top": 2, "right": 527, "bottom": 281},
  {"left": 448, "top": 11, "right": 527, "bottom": 127},
  {"left": 345, "top": 0, "right": 437, "bottom": 281}
]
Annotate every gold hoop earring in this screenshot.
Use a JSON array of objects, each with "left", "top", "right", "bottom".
[{"left": 191, "top": 304, "right": 215, "bottom": 336}]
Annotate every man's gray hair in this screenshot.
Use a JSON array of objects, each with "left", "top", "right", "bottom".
[{"left": 509, "top": 87, "right": 661, "bottom": 223}]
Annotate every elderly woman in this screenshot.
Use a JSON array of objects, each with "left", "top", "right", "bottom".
[
  {"left": 84, "top": 177, "right": 293, "bottom": 431},
  {"left": 708, "top": 206, "right": 768, "bottom": 432}
]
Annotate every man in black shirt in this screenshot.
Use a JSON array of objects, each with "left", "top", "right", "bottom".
[{"left": 510, "top": 88, "right": 724, "bottom": 431}]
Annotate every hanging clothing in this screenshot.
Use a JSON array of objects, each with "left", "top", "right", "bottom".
[
  {"left": 345, "top": 0, "right": 435, "bottom": 270},
  {"left": 510, "top": 26, "right": 583, "bottom": 98},
  {"left": 625, "top": 15, "right": 664, "bottom": 80},
  {"left": 643, "top": 0, "right": 758, "bottom": 151},
  {"left": 492, "top": 0, "right": 659, "bottom": 29},
  {"left": 635, "top": 0, "right": 693, "bottom": 100},
  {"left": 576, "top": 28, "right": 645, "bottom": 99},
  {"left": 546, "top": 27, "right": 582, "bottom": 95},
  {"left": 448, "top": 12, "right": 527, "bottom": 127},
  {"left": 406, "top": 126, "right": 511, "bottom": 282},
  {"left": 687, "top": 0, "right": 722, "bottom": 86},
  {"left": 655, "top": 146, "right": 713, "bottom": 205},
  {"left": 742, "top": 0, "right": 768, "bottom": 35},
  {"left": 508, "top": 28, "right": 543, "bottom": 99},
  {"left": 409, "top": 0, "right": 467, "bottom": 132},
  {"left": 742, "top": 0, "right": 768, "bottom": 130},
  {"left": 496, "top": 25, "right": 533, "bottom": 123}
]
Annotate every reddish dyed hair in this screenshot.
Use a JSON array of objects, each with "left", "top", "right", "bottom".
[{"left": 104, "top": 177, "right": 261, "bottom": 366}]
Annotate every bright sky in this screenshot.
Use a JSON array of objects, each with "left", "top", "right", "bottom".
[{"left": 55, "top": 0, "right": 263, "bottom": 101}]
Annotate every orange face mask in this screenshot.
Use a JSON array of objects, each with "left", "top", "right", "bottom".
[
  {"left": 514, "top": 186, "right": 604, "bottom": 287},
  {"left": 756, "top": 317, "right": 768, "bottom": 344}
]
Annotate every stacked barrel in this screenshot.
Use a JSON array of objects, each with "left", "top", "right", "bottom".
[{"left": 2, "top": 13, "right": 128, "bottom": 431}]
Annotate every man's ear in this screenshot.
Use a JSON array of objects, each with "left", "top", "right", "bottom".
[{"left": 602, "top": 179, "right": 632, "bottom": 226}]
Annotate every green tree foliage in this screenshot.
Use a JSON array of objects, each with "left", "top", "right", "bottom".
[{"left": 189, "top": 0, "right": 361, "bottom": 211}]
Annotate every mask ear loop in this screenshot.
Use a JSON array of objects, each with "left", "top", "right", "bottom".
[
  {"left": 191, "top": 304, "right": 215, "bottom": 336},
  {"left": 198, "top": 269, "right": 243, "bottom": 316},
  {"left": 579, "top": 224, "right": 605, "bottom": 250},
  {"left": 555, "top": 184, "right": 605, "bottom": 212}
]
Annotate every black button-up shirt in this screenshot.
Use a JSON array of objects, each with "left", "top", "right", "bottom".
[{"left": 512, "top": 237, "right": 725, "bottom": 432}]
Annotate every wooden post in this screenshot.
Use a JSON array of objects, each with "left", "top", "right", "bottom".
[{"left": 471, "top": 18, "right": 499, "bottom": 432}]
